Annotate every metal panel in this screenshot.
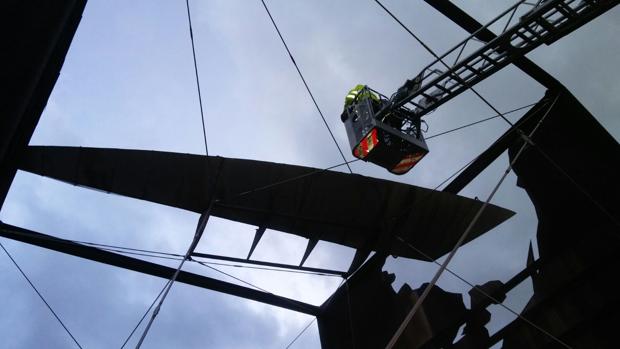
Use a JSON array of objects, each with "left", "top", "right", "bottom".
[
  {"left": 19, "top": 146, "right": 515, "bottom": 261},
  {"left": 0, "top": 0, "right": 87, "bottom": 207}
]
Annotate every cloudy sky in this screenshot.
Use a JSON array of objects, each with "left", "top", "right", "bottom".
[{"left": 1, "top": 1, "right": 618, "bottom": 348}]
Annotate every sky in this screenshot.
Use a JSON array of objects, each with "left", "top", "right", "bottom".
[{"left": 1, "top": 0, "right": 618, "bottom": 348}]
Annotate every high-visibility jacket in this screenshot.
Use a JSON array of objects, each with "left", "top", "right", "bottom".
[{"left": 344, "top": 84, "right": 379, "bottom": 107}]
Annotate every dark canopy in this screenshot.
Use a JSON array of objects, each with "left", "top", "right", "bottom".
[{"left": 20, "top": 146, "right": 514, "bottom": 261}]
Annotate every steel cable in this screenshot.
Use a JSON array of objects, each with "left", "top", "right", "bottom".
[
  {"left": 0, "top": 241, "right": 83, "bottom": 349},
  {"left": 259, "top": 0, "right": 353, "bottom": 173}
]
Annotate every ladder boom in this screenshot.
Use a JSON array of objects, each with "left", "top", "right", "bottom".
[{"left": 385, "top": 0, "right": 618, "bottom": 119}]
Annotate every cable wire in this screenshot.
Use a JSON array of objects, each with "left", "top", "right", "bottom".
[
  {"left": 426, "top": 102, "right": 537, "bottom": 140},
  {"left": 259, "top": 0, "right": 353, "bottom": 173},
  {"left": 185, "top": 0, "right": 209, "bottom": 156},
  {"left": 194, "top": 260, "right": 274, "bottom": 293},
  {"left": 227, "top": 158, "right": 359, "bottom": 201},
  {"left": 284, "top": 317, "right": 317, "bottom": 349},
  {"left": 0, "top": 241, "right": 83, "bottom": 349}
]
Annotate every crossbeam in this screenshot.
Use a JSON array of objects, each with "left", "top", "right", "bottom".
[
  {"left": 192, "top": 252, "right": 346, "bottom": 277},
  {"left": 0, "top": 223, "right": 320, "bottom": 315}
]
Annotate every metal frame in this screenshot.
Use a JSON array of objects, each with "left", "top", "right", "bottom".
[
  {"left": 191, "top": 252, "right": 347, "bottom": 277},
  {"left": 0, "top": 223, "right": 320, "bottom": 315}
]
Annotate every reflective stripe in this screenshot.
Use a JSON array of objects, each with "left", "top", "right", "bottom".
[
  {"left": 353, "top": 128, "right": 379, "bottom": 159},
  {"left": 391, "top": 152, "right": 425, "bottom": 174}
]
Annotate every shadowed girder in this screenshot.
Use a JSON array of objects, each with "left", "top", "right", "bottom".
[
  {"left": 0, "top": 223, "right": 319, "bottom": 315},
  {"left": 20, "top": 146, "right": 514, "bottom": 262}
]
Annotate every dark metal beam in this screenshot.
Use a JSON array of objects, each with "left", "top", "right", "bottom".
[
  {"left": 246, "top": 226, "right": 265, "bottom": 260},
  {"left": 0, "top": 223, "right": 320, "bottom": 315},
  {"left": 299, "top": 239, "right": 318, "bottom": 267},
  {"left": 192, "top": 252, "right": 346, "bottom": 277},
  {"left": 423, "top": 0, "right": 562, "bottom": 90},
  {"left": 442, "top": 90, "right": 558, "bottom": 194},
  {"left": 0, "top": 0, "right": 87, "bottom": 208},
  {"left": 19, "top": 146, "right": 515, "bottom": 262}
]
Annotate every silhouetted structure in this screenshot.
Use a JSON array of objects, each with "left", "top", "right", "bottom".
[
  {"left": 0, "top": 0, "right": 87, "bottom": 207},
  {"left": 318, "top": 254, "right": 467, "bottom": 349},
  {"left": 1, "top": 1, "right": 619, "bottom": 348},
  {"left": 499, "top": 89, "right": 620, "bottom": 348}
]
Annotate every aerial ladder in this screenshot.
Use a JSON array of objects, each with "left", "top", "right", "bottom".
[{"left": 342, "top": 0, "right": 618, "bottom": 174}]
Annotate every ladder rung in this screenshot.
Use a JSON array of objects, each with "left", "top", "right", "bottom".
[
  {"left": 449, "top": 74, "right": 470, "bottom": 89},
  {"left": 480, "top": 53, "right": 499, "bottom": 65},
  {"left": 409, "top": 100, "right": 427, "bottom": 110},
  {"left": 535, "top": 17, "right": 555, "bottom": 32},
  {"left": 453, "top": 65, "right": 472, "bottom": 78},
  {"left": 522, "top": 25, "right": 543, "bottom": 40},
  {"left": 463, "top": 64, "right": 482, "bottom": 76},
  {"left": 435, "top": 84, "right": 452, "bottom": 95},
  {"left": 514, "top": 30, "right": 535, "bottom": 45},
  {"left": 555, "top": 3, "right": 577, "bottom": 18}
]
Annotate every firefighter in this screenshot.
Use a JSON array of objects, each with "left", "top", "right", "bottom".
[
  {"left": 344, "top": 84, "right": 379, "bottom": 107},
  {"left": 341, "top": 84, "right": 381, "bottom": 122}
]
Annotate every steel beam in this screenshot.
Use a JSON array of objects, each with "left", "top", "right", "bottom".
[
  {"left": 0, "top": 223, "right": 320, "bottom": 315},
  {"left": 0, "top": 0, "right": 87, "bottom": 208},
  {"left": 442, "top": 90, "right": 558, "bottom": 194},
  {"left": 192, "top": 252, "right": 346, "bottom": 277}
]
